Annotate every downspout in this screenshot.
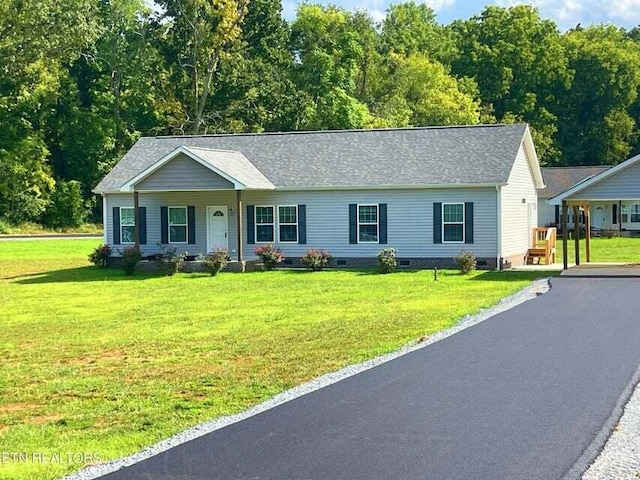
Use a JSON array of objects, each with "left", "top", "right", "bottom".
[
  {"left": 102, "top": 194, "right": 108, "bottom": 245},
  {"left": 496, "top": 186, "right": 502, "bottom": 270}
]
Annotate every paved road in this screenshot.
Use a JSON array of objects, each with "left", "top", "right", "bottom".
[
  {"left": 0, "top": 234, "right": 101, "bottom": 241},
  {"left": 101, "top": 277, "right": 640, "bottom": 480}
]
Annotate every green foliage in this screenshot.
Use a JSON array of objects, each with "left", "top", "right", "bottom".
[
  {"left": 254, "top": 244, "right": 284, "bottom": 270},
  {"left": 455, "top": 250, "right": 477, "bottom": 274},
  {"left": 377, "top": 248, "right": 397, "bottom": 274},
  {"left": 88, "top": 244, "right": 112, "bottom": 268},
  {"left": 200, "top": 248, "right": 230, "bottom": 276},
  {"left": 0, "top": 218, "right": 10, "bottom": 234},
  {"left": 159, "top": 245, "right": 185, "bottom": 276},
  {"left": 120, "top": 246, "right": 142, "bottom": 275},
  {"left": 301, "top": 249, "right": 332, "bottom": 271},
  {"left": 42, "top": 180, "right": 89, "bottom": 229}
]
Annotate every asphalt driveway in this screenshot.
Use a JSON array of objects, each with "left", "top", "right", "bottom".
[{"left": 99, "top": 277, "right": 640, "bottom": 480}]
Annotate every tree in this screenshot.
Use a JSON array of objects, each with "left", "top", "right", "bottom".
[
  {"left": 450, "top": 5, "right": 571, "bottom": 162},
  {"left": 555, "top": 26, "right": 640, "bottom": 165},
  {"left": 159, "top": 0, "right": 249, "bottom": 134}
]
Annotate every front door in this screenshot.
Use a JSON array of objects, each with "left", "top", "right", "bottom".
[
  {"left": 206, "top": 206, "right": 228, "bottom": 252},
  {"left": 592, "top": 206, "right": 605, "bottom": 229}
]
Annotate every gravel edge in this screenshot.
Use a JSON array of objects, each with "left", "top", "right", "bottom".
[
  {"left": 63, "top": 278, "right": 551, "bottom": 480},
  {"left": 581, "top": 372, "right": 640, "bottom": 480}
]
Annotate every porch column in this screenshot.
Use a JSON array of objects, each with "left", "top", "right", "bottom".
[
  {"left": 584, "top": 203, "right": 591, "bottom": 263},
  {"left": 562, "top": 201, "right": 568, "bottom": 270},
  {"left": 618, "top": 200, "right": 623, "bottom": 237},
  {"left": 134, "top": 190, "right": 140, "bottom": 253},
  {"left": 236, "top": 190, "right": 243, "bottom": 262},
  {"left": 573, "top": 205, "right": 580, "bottom": 266}
]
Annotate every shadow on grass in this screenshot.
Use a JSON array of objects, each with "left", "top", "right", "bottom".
[{"left": 11, "top": 266, "right": 159, "bottom": 284}]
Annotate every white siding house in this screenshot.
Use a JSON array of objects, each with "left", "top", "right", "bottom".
[{"left": 94, "top": 124, "right": 545, "bottom": 269}]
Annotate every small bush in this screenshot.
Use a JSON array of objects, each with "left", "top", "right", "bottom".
[
  {"left": 601, "top": 228, "right": 618, "bottom": 239},
  {"left": 377, "top": 248, "right": 397, "bottom": 274},
  {"left": 200, "top": 248, "right": 230, "bottom": 276},
  {"left": 301, "top": 249, "right": 332, "bottom": 271},
  {"left": 121, "top": 247, "right": 142, "bottom": 275},
  {"left": 255, "top": 244, "right": 284, "bottom": 271},
  {"left": 42, "top": 180, "right": 89, "bottom": 229},
  {"left": 455, "top": 250, "right": 477, "bottom": 274},
  {"left": 0, "top": 218, "right": 11, "bottom": 234},
  {"left": 159, "top": 245, "right": 185, "bottom": 276},
  {"left": 88, "top": 244, "right": 112, "bottom": 268}
]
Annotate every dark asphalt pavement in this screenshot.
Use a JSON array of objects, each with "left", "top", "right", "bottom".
[{"left": 100, "top": 277, "right": 640, "bottom": 480}]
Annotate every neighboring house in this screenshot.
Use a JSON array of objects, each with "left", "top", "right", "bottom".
[
  {"left": 538, "top": 166, "right": 610, "bottom": 227},
  {"left": 93, "top": 124, "right": 544, "bottom": 270},
  {"left": 549, "top": 153, "right": 640, "bottom": 236}
]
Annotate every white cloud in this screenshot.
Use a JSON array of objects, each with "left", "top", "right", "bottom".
[
  {"left": 609, "top": 0, "right": 640, "bottom": 24},
  {"left": 422, "top": 0, "right": 458, "bottom": 12}
]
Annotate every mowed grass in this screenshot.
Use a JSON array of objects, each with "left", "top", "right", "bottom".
[
  {"left": 556, "top": 236, "right": 640, "bottom": 263},
  {"left": 0, "top": 240, "right": 550, "bottom": 479}
]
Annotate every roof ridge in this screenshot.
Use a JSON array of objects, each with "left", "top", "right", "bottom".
[{"left": 148, "top": 123, "right": 524, "bottom": 140}]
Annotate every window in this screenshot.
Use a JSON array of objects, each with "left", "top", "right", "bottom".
[
  {"left": 358, "top": 204, "right": 379, "bottom": 243},
  {"left": 255, "top": 206, "right": 274, "bottom": 242},
  {"left": 120, "top": 207, "right": 135, "bottom": 244},
  {"left": 632, "top": 204, "right": 640, "bottom": 223},
  {"left": 622, "top": 204, "right": 629, "bottom": 223},
  {"left": 278, "top": 205, "right": 298, "bottom": 242},
  {"left": 443, "top": 203, "right": 464, "bottom": 242},
  {"left": 169, "top": 207, "right": 188, "bottom": 243}
]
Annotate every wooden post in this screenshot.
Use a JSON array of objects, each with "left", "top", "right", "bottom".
[
  {"left": 134, "top": 190, "right": 140, "bottom": 253},
  {"left": 236, "top": 190, "right": 243, "bottom": 262},
  {"left": 562, "top": 201, "right": 568, "bottom": 270},
  {"left": 584, "top": 203, "right": 591, "bottom": 263},
  {"left": 573, "top": 205, "right": 580, "bottom": 266},
  {"left": 618, "top": 200, "right": 623, "bottom": 237}
]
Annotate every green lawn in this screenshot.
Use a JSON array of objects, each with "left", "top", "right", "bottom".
[
  {"left": 556, "top": 236, "right": 640, "bottom": 264},
  {"left": 0, "top": 240, "right": 550, "bottom": 479}
]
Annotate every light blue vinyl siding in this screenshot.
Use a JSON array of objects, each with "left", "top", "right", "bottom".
[
  {"left": 135, "top": 153, "right": 234, "bottom": 191},
  {"left": 568, "top": 160, "right": 640, "bottom": 200},
  {"left": 105, "top": 188, "right": 498, "bottom": 259}
]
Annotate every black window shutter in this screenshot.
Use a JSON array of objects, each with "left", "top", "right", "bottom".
[
  {"left": 298, "top": 204, "right": 307, "bottom": 244},
  {"left": 139, "top": 207, "right": 147, "bottom": 245},
  {"left": 433, "top": 203, "right": 442, "bottom": 244},
  {"left": 187, "top": 206, "right": 196, "bottom": 244},
  {"left": 379, "top": 203, "right": 387, "bottom": 244},
  {"left": 465, "top": 202, "right": 474, "bottom": 244},
  {"left": 247, "top": 205, "right": 255, "bottom": 244},
  {"left": 113, "top": 207, "right": 121, "bottom": 245},
  {"left": 613, "top": 204, "right": 618, "bottom": 224},
  {"left": 554, "top": 205, "right": 560, "bottom": 225},
  {"left": 160, "top": 207, "right": 168, "bottom": 244},
  {"left": 349, "top": 204, "right": 357, "bottom": 244}
]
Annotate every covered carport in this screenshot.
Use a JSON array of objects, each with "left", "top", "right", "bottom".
[{"left": 549, "top": 154, "right": 640, "bottom": 269}]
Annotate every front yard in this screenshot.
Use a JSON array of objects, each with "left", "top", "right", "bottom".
[
  {"left": 556, "top": 236, "right": 640, "bottom": 263},
  {"left": 0, "top": 240, "right": 549, "bottom": 479}
]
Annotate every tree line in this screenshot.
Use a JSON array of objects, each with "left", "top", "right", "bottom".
[{"left": 2, "top": 0, "right": 640, "bottom": 227}]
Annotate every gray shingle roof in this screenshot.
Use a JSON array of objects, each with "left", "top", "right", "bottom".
[
  {"left": 539, "top": 166, "right": 611, "bottom": 198},
  {"left": 94, "top": 124, "right": 529, "bottom": 193}
]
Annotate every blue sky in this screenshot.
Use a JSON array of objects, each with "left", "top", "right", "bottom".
[{"left": 282, "top": 0, "right": 640, "bottom": 30}]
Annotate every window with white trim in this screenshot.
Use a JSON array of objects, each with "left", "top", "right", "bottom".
[
  {"left": 169, "top": 206, "right": 188, "bottom": 243},
  {"left": 622, "top": 204, "right": 629, "bottom": 223},
  {"left": 443, "top": 203, "right": 464, "bottom": 242},
  {"left": 358, "top": 204, "right": 378, "bottom": 243},
  {"left": 631, "top": 204, "right": 640, "bottom": 223},
  {"left": 255, "top": 206, "right": 275, "bottom": 242},
  {"left": 278, "top": 205, "right": 298, "bottom": 242},
  {"left": 120, "top": 207, "right": 135, "bottom": 244}
]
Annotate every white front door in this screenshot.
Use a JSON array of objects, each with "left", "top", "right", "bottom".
[
  {"left": 592, "top": 206, "right": 605, "bottom": 229},
  {"left": 206, "top": 206, "right": 228, "bottom": 252}
]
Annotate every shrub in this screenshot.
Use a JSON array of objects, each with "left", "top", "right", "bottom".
[
  {"left": 121, "top": 247, "right": 142, "bottom": 275},
  {"left": 88, "top": 244, "right": 112, "bottom": 268},
  {"left": 301, "top": 249, "right": 332, "bottom": 271},
  {"left": 255, "top": 244, "right": 284, "bottom": 271},
  {"left": 42, "top": 180, "right": 89, "bottom": 229},
  {"left": 0, "top": 218, "right": 11, "bottom": 234},
  {"left": 455, "top": 250, "right": 477, "bottom": 274},
  {"left": 200, "top": 248, "right": 230, "bottom": 276},
  {"left": 159, "top": 245, "right": 185, "bottom": 276},
  {"left": 377, "top": 248, "right": 397, "bottom": 274}
]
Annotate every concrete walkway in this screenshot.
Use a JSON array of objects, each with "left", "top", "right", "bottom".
[{"left": 98, "top": 277, "right": 640, "bottom": 480}]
